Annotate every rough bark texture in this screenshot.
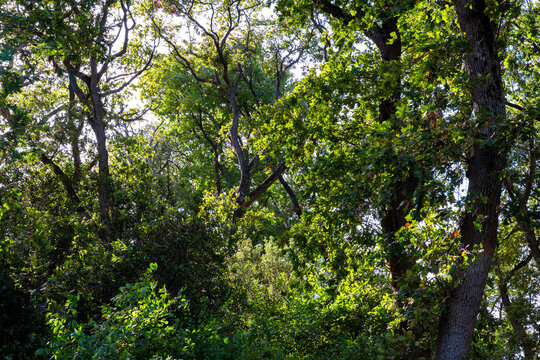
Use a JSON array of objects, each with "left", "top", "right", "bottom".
[{"left": 435, "top": 1, "right": 507, "bottom": 358}]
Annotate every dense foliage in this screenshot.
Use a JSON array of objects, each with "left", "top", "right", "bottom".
[{"left": 1, "top": 0, "right": 540, "bottom": 359}]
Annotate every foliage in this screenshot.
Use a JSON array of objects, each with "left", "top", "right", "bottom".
[
  {"left": 42, "top": 265, "right": 191, "bottom": 359},
  {"left": 2, "top": 0, "right": 540, "bottom": 359}
]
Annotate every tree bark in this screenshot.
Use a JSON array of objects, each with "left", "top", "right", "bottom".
[
  {"left": 435, "top": 1, "right": 507, "bottom": 358},
  {"left": 88, "top": 67, "right": 112, "bottom": 226},
  {"left": 65, "top": 59, "right": 113, "bottom": 227}
]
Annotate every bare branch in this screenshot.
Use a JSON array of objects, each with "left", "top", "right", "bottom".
[
  {"left": 98, "top": 0, "right": 133, "bottom": 79},
  {"left": 152, "top": 16, "right": 215, "bottom": 84}
]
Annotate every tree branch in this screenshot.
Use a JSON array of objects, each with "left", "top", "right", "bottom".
[
  {"left": 498, "top": 253, "right": 535, "bottom": 359},
  {"left": 239, "top": 162, "right": 287, "bottom": 211},
  {"left": 40, "top": 154, "right": 90, "bottom": 219},
  {"left": 279, "top": 175, "right": 302, "bottom": 217}
]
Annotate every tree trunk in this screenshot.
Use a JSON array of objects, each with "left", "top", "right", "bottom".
[
  {"left": 89, "top": 89, "right": 111, "bottom": 225},
  {"left": 368, "top": 15, "right": 419, "bottom": 294},
  {"left": 435, "top": 1, "right": 507, "bottom": 358},
  {"left": 228, "top": 92, "right": 250, "bottom": 207},
  {"left": 87, "top": 59, "right": 113, "bottom": 227},
  {"left": 65, "top": 60, "right": 113, "bottom": 228}
]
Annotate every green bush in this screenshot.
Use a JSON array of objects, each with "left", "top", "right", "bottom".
[{"left": 42, "top": 264, "right": 192, "bottom": 360}]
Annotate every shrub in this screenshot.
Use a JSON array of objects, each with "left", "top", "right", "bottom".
[{"left": 42, "top": 264, "right": 192, "bottom": 360}]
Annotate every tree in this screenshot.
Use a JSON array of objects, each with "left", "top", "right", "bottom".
[
  {"left": 270, "top": 0, "right": 536, "bottom": 358},
  {"left": 2, "top": 1, "right": 540, "bottom": 358},
  {"left": 148, "top": 0, "right": 308, "bottom": 226},
  {"left": 1, "top": 0, "right": 154, "bottom": 230},
  {"left": 434, "top": 0, "right": 507, "bottom": 357}
]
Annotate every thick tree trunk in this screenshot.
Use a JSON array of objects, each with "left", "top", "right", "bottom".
[
  {"left": 436, "top": 248, "right": 495, "bottom": 359},
  {"left": 435, "top": 1, "right": 507, "bottom": 358}
]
